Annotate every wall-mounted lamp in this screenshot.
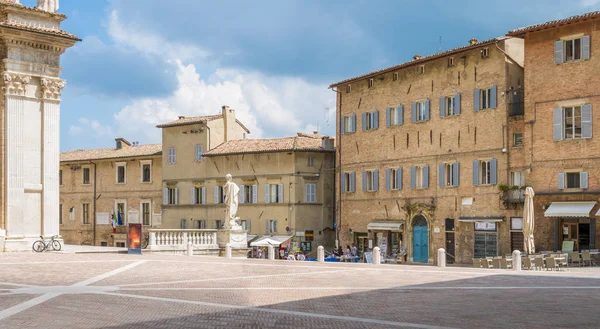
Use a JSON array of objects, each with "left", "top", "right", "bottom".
[{"left": 348, "top": 228, "right": 353, "bottom": 234}]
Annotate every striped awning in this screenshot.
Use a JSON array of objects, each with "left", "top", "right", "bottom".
[{"left": 545, "top": 202, "right": 596, "bottom": 217}]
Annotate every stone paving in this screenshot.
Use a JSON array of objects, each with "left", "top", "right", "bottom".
[{"left": 1, "top": 253, "right": 600, "bottom": 328}]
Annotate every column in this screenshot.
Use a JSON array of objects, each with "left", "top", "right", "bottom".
[
  {"left": 42, "top": 100, "right": 60, "bottom": 236},
  {"left": 6, "top": 94, "right": 25, "bottom": 235}
]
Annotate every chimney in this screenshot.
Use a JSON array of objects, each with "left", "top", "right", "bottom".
[
  {"left": 321, "top": 137, "right": 334, "bottom": 151},
  {"left": 178, "top": 115, "right": 185, "bottom": 120},
  {"left": 115, "top": 137, "right": 131, "bottom": 150},
  {"left": 222, "top": 105, "right": 236, "bottom": 143},
  {"left": 413, "top": 54, "right": 422, "bottom": 60},
  {"left": 313, "top": 131, "right": 318, "bottom": 135},
  {"left": 469, "top": 38, "right": 479, "bottom": 46}
]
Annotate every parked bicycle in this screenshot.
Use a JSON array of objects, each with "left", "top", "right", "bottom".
[
  {"left": 141, "top": 233, "right": 149, "bottom": 249},
  {"left": 32, "top": 235, "right": 62, "bottom": 252}
]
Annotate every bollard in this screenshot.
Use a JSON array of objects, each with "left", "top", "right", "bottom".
[
  {"left": 317, "top": 246, "right": 324, "bottom": 263},
  {"left": 268, "top": 245, "right": 275, "bottom": 260},
  {"left": 512, "top": 250, "right": 522, "bottom": 271},
  {"left": 373, "top": 246, "right": 381, "bottom": 265},
  {"left": 226, "top": 243, "right": 232, "bottom": 259},
  {"left": 437, "top": 248, "right": 446, "bottom": 268},
  {"left": 187, "top": 242, "right": 193, "bottom": 256}
]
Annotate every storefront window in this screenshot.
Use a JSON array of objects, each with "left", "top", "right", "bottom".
[{"left": 474, "top": 222, "right": 497, "bottom": 258}]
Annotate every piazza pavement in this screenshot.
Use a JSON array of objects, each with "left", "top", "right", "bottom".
[{"left": 0, "top": 252, "right": 600, "bottom": 328}]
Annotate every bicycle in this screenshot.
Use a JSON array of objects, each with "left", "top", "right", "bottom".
[
  {"left": 32, "top": 235, "right": 62, "bottom": 252},
  {"left": 141, "top": 233, "right": 149, "bottom": 249}
]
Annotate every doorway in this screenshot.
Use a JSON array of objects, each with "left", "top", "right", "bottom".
[
  {"left": 412, "top": 215, "right": 428, "bottom": 263},
  {"left": 445, "top": 218, "right": 455, "bottom": 264}
]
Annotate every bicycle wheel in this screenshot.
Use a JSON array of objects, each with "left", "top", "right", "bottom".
[
  {"left": 52, "top": 240, "right": 62, "bottom": 251},
  {"left": 141, "top": 237, "right": 148, "bottom": 249},
  {"left": 32, "top": 241, "right": 46, "bottom": 252}
]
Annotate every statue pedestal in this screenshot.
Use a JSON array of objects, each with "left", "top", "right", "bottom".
[{"left": 217, "top": 229, "right": 248, "bottom": 251}]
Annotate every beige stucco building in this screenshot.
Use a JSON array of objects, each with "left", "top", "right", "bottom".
[
  {"left": 157, "top": 106, "right": 336, "bottom": 251},
  {"left": 59, "top": 138, "right": 162, "bottom": 246}
]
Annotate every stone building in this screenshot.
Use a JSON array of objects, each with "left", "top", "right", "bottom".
[
  {"left": 507, "top": 11, "right": 600, "bottom": 253},
  {"left": 157, "top": 106, "right": 336, "bottom": 251},
  {"left": 330, "top": 37, "right": 525, "bottom": 264},
  {"left": 0, "top": 0, "right": 78, "bottom": 251},
  {"left": 59, "top": 138, "right": 162, "bottom": 246}
]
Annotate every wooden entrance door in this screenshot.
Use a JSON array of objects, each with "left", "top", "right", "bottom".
[
  {"left": 413, "top": 225, "right": 428, "bottom": 263},
  {"left": 445, "top": 232, "right": 455, "bottom": 264},
  {"left": 562, "top": 222, "right": 578, "bottom": 251}
]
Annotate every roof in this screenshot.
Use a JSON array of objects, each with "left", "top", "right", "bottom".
[
  {"left": 0, "top": 20, "right": 80, "bottom": 41},
  {"left": 204, "top": 134, "right": 334, "bottom": 157},
  {"left": 0, "top": 0, "right": 67, "bottom": 20},
  {"left": 508, "top": 11, "right": 600, "bottom": 36},
  {"left": 156, "top": 113, "right": 250, "bottom": 133},
  {"left": 329, "top": 37, "right": 507, "bottom": 87},
  {"left": 61, "top": 144, "right": 162, "bottom": 162}
]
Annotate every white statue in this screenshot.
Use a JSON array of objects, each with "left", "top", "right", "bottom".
[
  {"left": 223, "top": 174, "right": 241, "bottom": 229},
  {"left": 36, "top": 0, "right": 59, "bottom": 13}
]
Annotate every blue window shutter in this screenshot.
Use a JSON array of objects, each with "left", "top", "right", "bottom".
[
  {"left": 190, "top": 187, "right": 195, "bottom": 205},
  {"left": 264, "top": 184, "right": 270, "bottom": 203},
  {"left": 163, "top": 188, "right": 168, "bottom": 205},
  {"left": 440, "top": 96, "right": 446, "bottom": 118},
  {"left": 340, "top": 116, "right": 345, "bottom": 134},
  {"left": 214, "top": 186, "right": 219, "bottom": 204},
  {"left": 397, "top": 106, "right": 404, "bottom": 125},
  {"left": 455, "top": 93, "right": 461, "bottom": 115},
  {"left": 453, "top": 162, "right": 460, "bottom": 187},
  {"left": 438, "top": 163, "right": 445, "bottom": 187},
  {"left": 385, "top": 168, "right": 391, "bottom": 190},
  {"left": 362, "top": 171, "right": 367, "bottom": 191},
  {"left": 582, "top": 35, "right": 591, "bottom": 60},
  {"left": 341, "top": 173, "right": 346, "bottom": 192},
  {"left": 386, "top": 108, "right": 391, "bottom": 127},
  {"left": 474, "top": 89, "right": 480, "bottom": 112},
  {"left": 582, "top": 104, "right": 592, "bottom": 138},
  {"left": 277, "top": 184, "right": 284, "bottom": 203},
  {"left": 558, "top": 172, "right": 565, "bottom": 190},
  {"left": 373, "top": 170, "right": 379, "bottom": 191},
  {"left": 472, "top": 160, "right": 479, "bottom": 186},
  {"left": 411, "top": 102, "right": 417, "bottom": 123},
  {"left": 305, "top": 184, "right": 310, "bottom": 202},
  {"left": 423, "top": 165, "right": 430, "bottom": 188},
  {"left": 374, "top": 110, "right": 379, "bottom": 129},
  {"left": 202, "top": 187, "right": 206, "bottom": 204},
  {"left": 490, "top": 86, "right": 497, "bottom": 109},
  {"left": 351, "top": 114, "right": 357, "bottom": 132},
  {"left": 424, "top": 99, "right": 430, "bottom": 120},
  {"left": 581, "top": 172, "right": 589, "bottom": 189},
  {"left": 252, "top": 185, "right": 257, "bottom": 203},
  {"left": 490, "top": 158, "right": 497, "bottom": 185},
  {"left": 362, "top": 113, "right": 367, "bottom": 131},
  {"left": 239, "top": 185, "right": 245, "bottom": 204},
  {"left": 554, "top": 40, "right": 564, "bottom": 64},
  {"left": 410, "top": 166, "right": 416, "bottom": 189},
  {"left": 397, "top": 168, "right": 403, "bottom": 190},
  {"left": 553, "top": 107, "right": 563, "bottom": 141},
  {"left": 350, "top": 172, "right": 356, "bottom": 192}
]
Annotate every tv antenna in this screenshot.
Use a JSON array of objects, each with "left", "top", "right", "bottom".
[{"left": 325, "top": 107, "right": 330, "bottom": 127}]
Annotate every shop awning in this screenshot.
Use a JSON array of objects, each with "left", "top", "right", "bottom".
[
  {"left": 367, "top": 221, "right": 403, "bottom": 231},
  {"left": 545, "top": 202, "right": 596, "bottom": 217},
  {"left": 250, "top": 235, "right": 293, "bottom": 247},
  {"left": 458, "top": 217, "right": 504, "bottom": 222}
]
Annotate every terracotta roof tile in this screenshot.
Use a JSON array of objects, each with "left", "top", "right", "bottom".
[
  {"left": 0, "top": 0, "right": 67, "bottom": 20},
  {"left": 204, "top": 135, "right": 334, "bottom": 157},
  {"left": 0, "top": 21, "right": 80, "bottom": 40},
  {"left": 329, "top": 37, "right": 506, "bottom": 87},
  {"left": 508, "top": 11, "right": 600, "bottom": 36},
  {"left": 61, "top": 144, "right": 162, "bottom": 162},
  {"left": 156, "top": 113, "right": 250, "bottom": 133}
]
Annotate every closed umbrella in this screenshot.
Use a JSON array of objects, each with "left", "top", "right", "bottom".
[{"left": 523, "top": 187, "right": 535, "bottom": 254}]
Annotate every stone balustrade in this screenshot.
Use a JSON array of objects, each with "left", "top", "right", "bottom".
[{"left": 148, "top": 229, "right": 219, "bottom": 252}]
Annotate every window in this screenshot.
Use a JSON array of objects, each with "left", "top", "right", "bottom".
[
  {"left": 362, "top": 170, "right": 379, "bottom": 191},
  {"left": 168, "top": 147, "right": 176, "bottom": 164},
  {"left": 415, "top": 101, "right": 427, "bottom": 121},
  {"left": 474, "top": 225, "right": 497, "bottom": 258},
  {"left": 265, "top": 184, "right": 284, "bottom": 203},
  {"left": 473, "top": 158, "right": 497, "bottom": 186},
  {"left": 439, "top": 162, "right": 459, "bottom": 187},
  {"left": 59, "top": 204, "right": 62, "bottom": 225},
  {"left": 180, "top": 219, "right": 187, "bottom": 229},
  {"left": 567, "top": 172, "right": 581, "bottom": 189},
  {"left": 215, "top": 220, "right": 223, "bottom": 229},
  {"left": 510, "top": 217, "right": 524, "bottom": 254},
  {"left": 241, "top": 220, "right": 250, "bottom": 231},
  {"left": 474, "top": 86, "right": 497, "bottom": 111},
  {"left": 59, "top": 170, "right": 62, "bottom": 185},
  {"left": 116, "top": 242, "right": 125, "bottom": 248},
  {"left": 142, "top": 164, "right": 151, "bottom": 182},
  {"left": 346, "top": 84, "right": 351, "bottom": 94},
  {"left": 117, "top": 202, "right": 126, "bottom": 224},
  {"left": 195, "top": 144, "right": 203, "bottom": 162},
  {"left": 341, "top": 114, "right": 356, "bottom": 134},
  {"left": 307, "top": 155, "right": 314, "bottom": 167},
  {"left": 513, "top": 133, "right": 523, "bottom": 147},
  {"left": 116, "top": 163, "right": 126, "bottom": 184},
  {"left": 362, "top": 111, "right": 379, "bottom": 131},
  {"left": 480, "top": 160, "right": 491, "bottom": 185},
  {"left": 214, "top": 186, "right": 224, "bottom": 204},
  {"left": 511, "top": 171, "right": 525, "bottom": 187},
  {"left": 195, "top": 220, "right": 206, "bottom": 229},
  {"left": 266, "top": 220, "right": 277, "bottom": 233},
  {"left": 240, "top": 184, "right": 257, "bottom": 204},
  {"left": 393, "top": 72, "right": 399, "bottom": 81},
  {"left": 462, "top": 197, "right": 473, "bottom": 206},
  {"left": 82, "top": 168, "right": 90, "bottom": 185},
  {"left": 440, "top": 94, "right": 461, "bottom": 117},
  {"left": 415, "top": 166, "right": 425, "bottom": 188},
  {"left": 448, "top": 57, "right": 455, "bottom": 67},
  {"left": 556, "top": 36, "right": 590, "bottom": 64},
  {"left": 165, "top": 187, "right": 178, "bottom": 205},
  {"left": 386, "top": 106, "right": 404, "bottom": 126},
  {"left": 100, "top": 241, "right": 108, "bottom": 247},
  {"left": 555, "top": 104, "right": 591, "bottom": 141},
  {"left": 481, "top": 88, "right": 491, "bottom": 109},
  {"left": 558, "top": 171, "right": 588, "bottom": 190},
  {"left": 192, "top": 186, "right": 206, "bottom": 205},
  {"left": 386, "top": 168, "right": 402, "bottom": 190},
  {"left": 368, "top": 78, "right": 374, "bottom": 88},
  {"left": 445, "top": 218, "right": 455, "bottom": 231},
  {"left": 565, "top": 38, "right": 582, "bottom": 62},
  {"left": 481, "top": 48, "right": 489, "bottom": 58},
  {"left": 418, "top": 65, "right": 425, "bottom": 74},
  {"left": 564, "top": 106, "right": 582, "bottom": 140},
  {"left": 411, "top": 165, "right": 429, "bottom": 189},
  {"left": 142, "top": 202, "right": 151, "bottom": 225},
  {"left": 305, "top": 183, "right": 316, "bottom": 203},
  {"left": 342, "top": 172, "right": 355, "bottom": 192}
]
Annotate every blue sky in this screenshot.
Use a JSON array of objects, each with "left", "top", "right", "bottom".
[{"left": 23, "top": 0, "right": 597, "bottom": 151}]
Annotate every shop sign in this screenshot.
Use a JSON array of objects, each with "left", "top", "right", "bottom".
[{"left": 305, "top": 230, "right": 314, "bottom": 241}]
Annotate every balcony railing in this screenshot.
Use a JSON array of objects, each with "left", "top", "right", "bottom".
[
  {"left": 501, "top": 188, "right": 526, "bottom": 209},
  {"left": 148, "top": 229, "right": 219, "bottom": 251},
  {"left": 508, "top": 89, "right": 524, "bottom": 116}
]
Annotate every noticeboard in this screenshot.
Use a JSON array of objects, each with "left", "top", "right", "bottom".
[
  {"left": 128, "top": 223, "right": 142, "bottom": 254},
  {"left": 364, "top": 252, "right": 373, "bottom": 264},
  {"left": 300, "top": 242, "right": 312, "bottom": 252}
]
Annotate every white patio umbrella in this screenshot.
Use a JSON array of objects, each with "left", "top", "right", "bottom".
[{"left": 523, "top": 187, "right": 535, "bottom": 255}]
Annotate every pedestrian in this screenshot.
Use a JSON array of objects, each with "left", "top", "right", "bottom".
[
  {"left": 351, "top": 243, "right": 357, "bottom": 257},
  {"left": 345, "top": 245, "right": 351, "bottom": 257}
]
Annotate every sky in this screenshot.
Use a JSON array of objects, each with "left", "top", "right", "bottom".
[{"left": 19, "top": 0, "right": 597, "bottom": 151}]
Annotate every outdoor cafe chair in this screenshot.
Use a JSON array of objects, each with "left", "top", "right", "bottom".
[
  {"left": 558, "top": 253, "right": 569, "bottom": 269},
  {"left": 492, "top": 258, "right": 501, "bottom": 269},
  {"left": 472, "top": 258, "right": 481, "bottom": 268},
  {"left": 522, "top": 257, "right": 532, "bottom": 270},
  {"left": 533, "top": 257, "right": 545, "bottom": 270},
  {"left": 500, "top": 258, "right": 510, "bottom": 269},
  {"left": 582, "top": 250, "right": 594, "bottom": 266},
  {"left": 546, "top": 257, "right": 559, "bottom": 271},
  {"left": 570, "top": 251, "right": 581, "bottom": 267}
]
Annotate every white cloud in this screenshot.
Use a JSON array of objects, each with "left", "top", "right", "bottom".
[
  {"left": 580, "top": 0, "right": 600, "bottom": 7},
  {"left": 70, "top": 117, "right": 114, "bottom": 138}
]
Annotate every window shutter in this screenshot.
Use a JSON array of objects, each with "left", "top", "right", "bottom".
[
  {"left": 558, "top": 172, "right": 565, "bottom": 190},
  {"left": 386, "top": 108, "right": 391, "bottom": 127},
  {"left": 312, "top": 184, "right": 317, "bottom": 202},
  {"left": 190, "top": 187, "right": 195, "bottom": 205},
  {"left": 273, "top": 220, "right": 277, "bottom": 233},
  {"left": 202, "top": 187, "right": 206, "bottom": 204},
  {"left": 424, "top": 99, "right": 430, "bottom": 120},
  {"left": 581, "top": 35, "right": 591, "bottom": 60},
  {"left": 411, "top": 102, "right": 417, "bottom": 123},
  {"left": 439, "top": 96, "right": 446, "bottom": 118},
  {"left": 350, "top": 172, "right": 356, "bottom": 192},
  {"left": 439, "top": 163, "right": 445, "bottom": 187},
  {"left": 490, "top": 86, "right": 497, "bottom": 109},
  {"left": 473, "top": 89, "right": 480, "bottom": 112},
  {"left": 351, "top": 114, "right": 357, "bottom": 132},
  {"left": 341, "top": 173, "right": 346, "bottom": 192},
  {"left": 423, "top": 165, "right": 429, "bottom": 188},
  {"left": 581, "top": 172, "right": 589, "bottom": 189},
  {"left": 362, "top": 171, "right": 367, "bottom": 191},
  {"left": 198, "top": 145, "right": 203, "bottom": 161},
  {"left": 362, "top": 112, "right": 367, "bottom": 131},
  {"left": 582, "top": 104, "right": 593, "bottom": 138},
  {"left": 453, "top": 162, "right": 460, "bottom": 187},
  {"left": 340, "top": 116, "right": 345, "bottom": 134},
  {"left": 305, "top": 184, "right": 310, "bottom": 202},
  {"left": 264, "top": 184, "right": 270, "bottom": 203},
  {"left": 554, "top": 40, "right": 564, "bottom": 64},
  {"left": 490, "top": 158, "right": 497, "bottom": 185},
  {"left": 174, "top": 188, "right": 179, "bottom": 205},
  {"left": 277, "top": 184, "right": 284, "bottom": 203},
  {"left": 214, "top": 186, "right": 219, "bottom": 204},
  {"left": 252, "top": 185, "right": 258, "bottom": 203},
  {"left": 385, "top": 168, "right": 391, "bottom": 190},
  {"left": 455, "top": 93, "right": 461, "bottom": 115},
  {"left": 239, "top": 185, "right": 245, "bottom": 204},
  {"left": 374, "top": 110, "right": 379, "bottom": 129},
  {"left": 397, "top": 168, "right": 403, "bottom": 190},
  {"left": 397, "top": 105, "right": 404, "bottom": 125},
  {"left": 266, "top": 220, "right": 270, "bottom": 233},
  {"left": 163, "top": 188, "right": 168, "bottom": 205},
  {"left": 553, "top": 107, "right": 563, "bottom": 141},
  {"left": 410, "top": 166, "right": 416, "bottom": 189},
  {"left": 472, "top": 160, "right": 480, "bottom": 186},
  {"left": 373, "top": 170, "right": 379, "bottom": 191}
]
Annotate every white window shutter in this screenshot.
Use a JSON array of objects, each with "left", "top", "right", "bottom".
[
  {"left": 265, "top": 220, "right": 270, "bottom": 233},
  {"left": 581, "top": 35, "right": 591, "bottom": 60},
  {"left": 581, "top": 172, "right": 589, "bottom": 189},
  {"left": 278, "top": 184, "right": 284, "bottom": 203},
  {"left": 252, "top": 185, "right": 258, "bottom": 203},
  {"left": 239, "top": 185, "right": 245, "bottom": 204},
  {"left": 554, "top": 40, "right": 564, "bottom": 64},
  {"left": 214, "top": 186, "right": 219, "bottom": 204},
  {"left": 558, "top": 172, "right": 565, "bottom": 190},
  {"left": 163, "top": 188, "right": 168, "bottom": 205},
  {"left": 553, "top": 107, "right": 563, "bottom": 141},
  {"left": 264, "top": 184, "right": 270, "bottom": 203},
  {"left": 190, "top": 187, "right": 195, "bottom": 205},
  {"left": 582, "top": 104, "right": 592, "bottom": 138},
  {"left": 305, "top": 184, "right": 310, "bottom": 203},
  {"left": 174, "top": 188, "right": 179, "bottom": 205},
  {"left": 273, "top": 220, "right": 277, "bottom": 233},
  {"left": 202, "top": 187, "right": 206, "bottom": 204}
]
